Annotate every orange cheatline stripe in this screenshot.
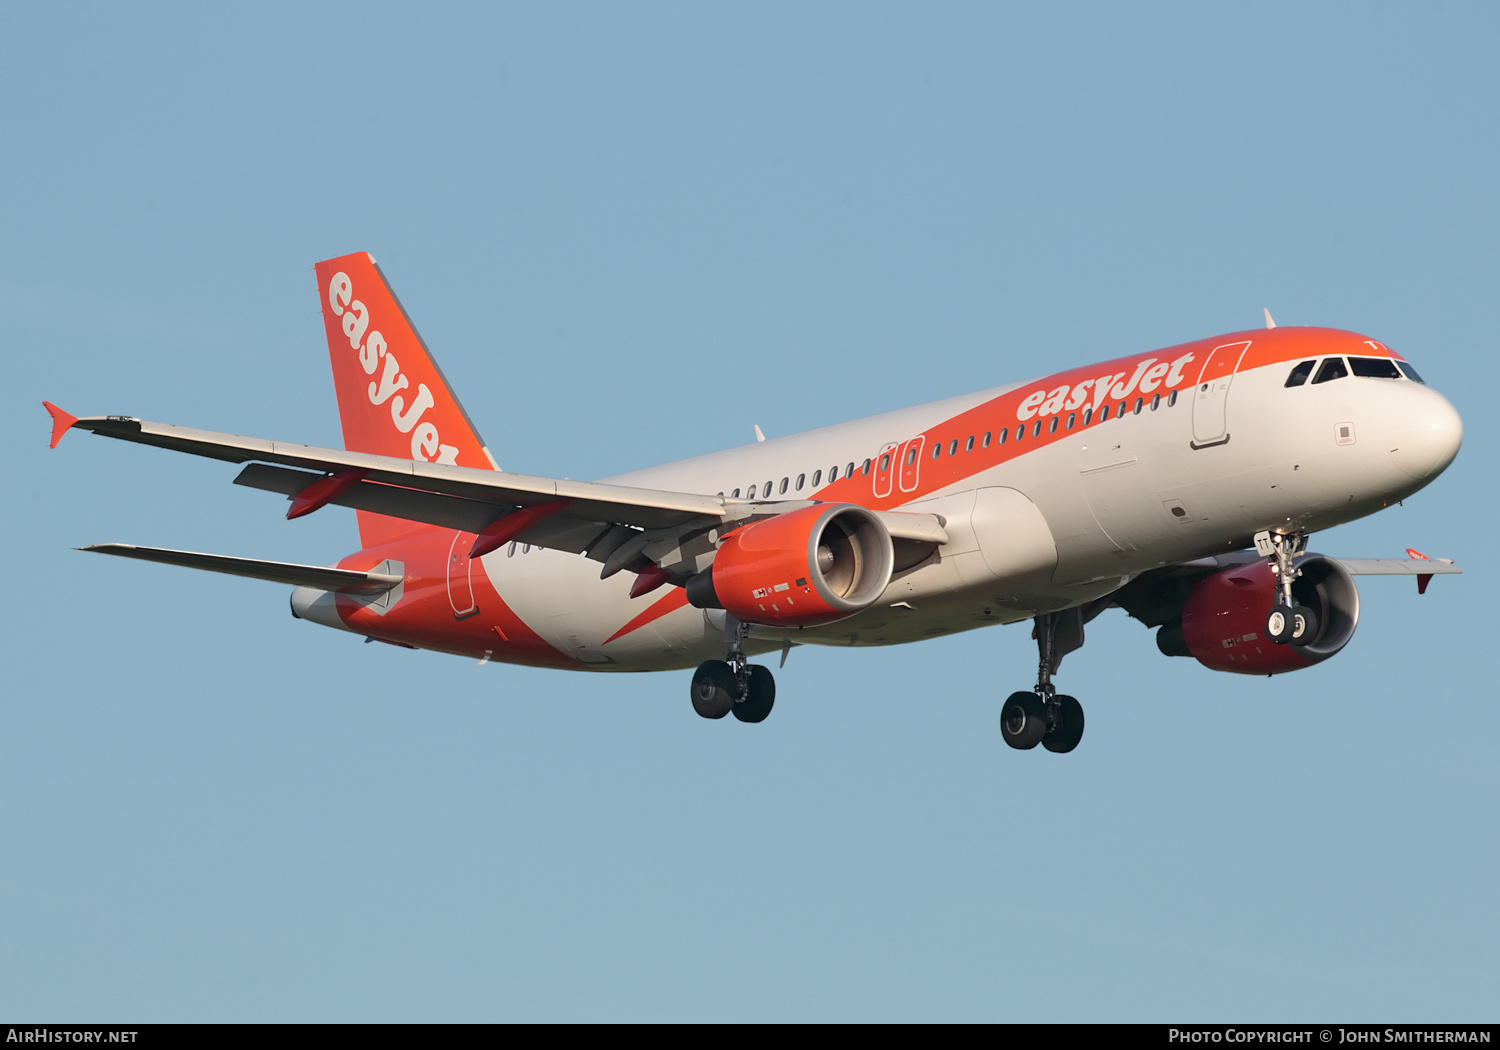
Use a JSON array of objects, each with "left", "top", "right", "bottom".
[{"left": 604, "top": 587, "right": 692, "bottom": 645}]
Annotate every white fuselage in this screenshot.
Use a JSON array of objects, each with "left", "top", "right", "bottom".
[{"left": 476, "top": 337, "right": 1461, "bottom": 671}]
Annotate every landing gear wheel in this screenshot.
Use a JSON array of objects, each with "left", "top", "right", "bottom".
[
  {"left": 1289, "top": 605, "right": 1319, "bottom": 644},
  {"left": 1042, "top": 694, "right": 1085, "bottom": 753},
  {"left": 1266, "top": 605, "right": 1294, "bottom": 644},
  {"left": 691, "top": 660, "right": 736, "bottom": 719},
  {"left": 732, "top": 664, "right": 776, "bottom": 723},
  {"left": 1000, "top": 691, "right": 1047, "bottom": 750}
]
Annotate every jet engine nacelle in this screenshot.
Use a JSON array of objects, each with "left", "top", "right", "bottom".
[
  {"left": 686, "top": 504, "right": 895, "bottom": 628},
  {"left": 1157, "top": 555, "right": 1360, "bottom": 674}
]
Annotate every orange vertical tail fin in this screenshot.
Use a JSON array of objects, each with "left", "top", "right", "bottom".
[{"left": 313, "top": 252, "right": 497, "bottom": 547}]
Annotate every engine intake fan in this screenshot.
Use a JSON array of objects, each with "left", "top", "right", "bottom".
[
  {"left": 686, "top": 504, "right": 894, "bottom": 628},
  {"left": 1160, "top": 554, "right": 1361, "bottom": 674}
]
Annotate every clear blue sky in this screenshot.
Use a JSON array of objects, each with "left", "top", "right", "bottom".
[{"left": 3, "top": 3, "right": 1495, "bottom": 1021}]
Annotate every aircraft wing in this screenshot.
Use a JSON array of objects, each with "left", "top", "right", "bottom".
[
  {"left": 1335, "top": 557, "right": 1461, "bottom": 576},
  {"left": 68, "top": 414, "right": 723, "bottom": 527},
  {"left": 57, "top": 413, "right": 947, "bottom": 562}
]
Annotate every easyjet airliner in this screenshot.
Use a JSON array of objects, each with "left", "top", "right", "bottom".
[{"left": 44, "top": 253, "right": 1463, "bottom": 752}]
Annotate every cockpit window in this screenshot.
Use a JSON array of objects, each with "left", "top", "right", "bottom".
[
  {"left": 1311, "top": 357, "right": 1348, "bottom": 384},
  {"left": 1349, "top": 357, "right": 1402, "bottom": 379},
  {"left": 1285, "top": 360, "right": 1316, "bottom": 387},
  {"left": 1396, "top": 361, "right": 1425, "bottom": 384}
]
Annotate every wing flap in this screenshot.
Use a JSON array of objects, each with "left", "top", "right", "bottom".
[
  {"left": 235, "top": 463, "right": 506, "bottom": 533},
  {"left": 80, "top": 543, "right": 402, "bottom": 593}
]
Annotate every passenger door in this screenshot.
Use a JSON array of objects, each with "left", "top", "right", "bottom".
[
  {"left": 447, "top": 531, "right": 479, "bottom": 619},
  {"left": 1191, "top": 340, "right": 1250, "bottom": 448}
]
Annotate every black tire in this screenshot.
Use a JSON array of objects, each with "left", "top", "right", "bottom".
[
  {"left": 691, "top": 660, "right": 736, "bottom": 719},
  {"left": 1000, "top": 691, "right": 1047, "bottom": 750},
  {"left": 1289, "top": 605, "right": 1319, "bottom": 645},
  {"left": 1266, "top": 604, "right": 1294, "bottom": 644},
  {"left": 1042, "top": 694, "right": 1085, "bottom": 753},
  {"left": 732, "top": 664, "right": 776, "bottom": 723}
]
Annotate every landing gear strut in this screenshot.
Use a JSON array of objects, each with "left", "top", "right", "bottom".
[
  {"left": 1001, "top": 609, "right": 1086, "bottom": 754},
  {"left": 690, "top": 615, "right": 776, "bottom": 723},
  {"left": 1259, "top": 530, "right": 1318, "bottom": 645}
]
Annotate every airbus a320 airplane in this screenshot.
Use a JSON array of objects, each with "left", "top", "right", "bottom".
[{"left": 44, "top": 253, "right": 1464, "bottom": 752}]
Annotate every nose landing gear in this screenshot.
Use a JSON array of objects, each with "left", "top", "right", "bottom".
[
  {"left": 1001, "top": 609, "right": 1087, "bottom": 754},
  {"left": 689, "top": 615, "right": 777, "bottom": 724},
  {"left": 1259, "top": 530, "right": 1318, "bottom": 645}
]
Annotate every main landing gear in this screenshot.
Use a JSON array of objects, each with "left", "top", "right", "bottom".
[
  {"left": 1001, "top": 609, "right": 1086, "bottom": 754},
  {"left": 1260, "top": 530, "right": 1318, "bottom": 646},
  {"left": 690, "top": 615, "right": 776, "bottom": 724}
]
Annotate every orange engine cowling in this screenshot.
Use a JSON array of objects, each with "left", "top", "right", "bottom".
[
  {"left": 686, "top": 504, "right": 895, "bottom": 628},
  {"left": 1158, "top": 556, "right": 1360, "bottom": 674}
]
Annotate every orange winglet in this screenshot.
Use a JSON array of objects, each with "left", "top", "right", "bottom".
[
  {"left": 287, "top": 469, "right": 370, "bottom": 519},
  {"left": 42, "top": 402, "right": 78, "bottom": 449},
  {"left": 470, "top": 499, "right": 573, "bottom": 559},
  {"left": 628, "top": 563, "right": 674, "bottom": 599}
]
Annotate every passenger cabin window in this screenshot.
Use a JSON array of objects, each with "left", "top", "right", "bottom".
[
  {"left": 982, "top": 432, "right": 992, "bottom": 448},
  {"left": 1049, "top": 416, "right": 1059, "bottom": 433},
  {"left": 796, "top": 473, "right": 805, "bottom": 490},
  {"left": 997, "top": 428, "right": 1007, "bottom": 445},
  {"left": 965, "top": 436, "right": 975, "bottom": 452},
  {"left": 829, "top": 465, "right": 839, "bottom": 482},
  {"left": 1312, "top": 357, "right": 1348, "bottom": 384},
  {"left": 1150, "top": 393, "right": 1160, "bottom": 410},
  {"left": 812, "top": 470, "right": 822, "bottom": 487},
  {"left": 1133, "top": 397, "right": 1144, "bottom": 414},
  {"left": 949, "top": 439, "right": 959, "bottom": 456},
  {"left": 1168, "top": 390, "right": 1178, "bottom": 407},
  {"left": 779, "top": 477, "right": 789, "bottom": 494},
  {"left": 1285, "top": 359, "right": 1316, "bottom": 387},
  {"left": 862, "top": 459, "right": 871, "bottom": 475},
  {"left": 732, "top": 488, "right": 741, "bottom": 498},
  {"left": 931, "top": 442, "right": 941, "bottom": 460},
  {"left": 1397, "top": 362, "right": 1425, "bottom": 384},
  {"left": 1066, "top": 412, "right": 1076, "bottom": 429},
  {"left": 747, "top": 484, "right": 756, "bottom": 499},
  {"left": 1100, "top": 404, "right": 1111, "bottom": 421},
  {"left": 1349, "top": 357, "right": 1402, "bottom": 379},
  {"left": 764, "top": 480, "right": 772, "bottom": 495},
  {"left": 1015, "top": 424, "right": 1025, "bottom": 442}
]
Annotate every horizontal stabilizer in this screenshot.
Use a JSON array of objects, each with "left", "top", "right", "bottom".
[{"left": 80, "top": 544, "right": 402, "bottom": 594}]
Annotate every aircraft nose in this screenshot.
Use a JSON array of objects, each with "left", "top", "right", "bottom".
[{"left": 1389, "top": 386, "right": 1463, "bottom": 480}]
